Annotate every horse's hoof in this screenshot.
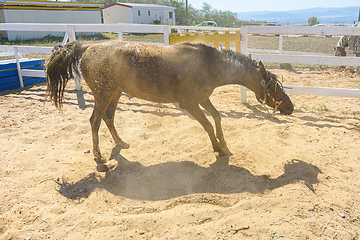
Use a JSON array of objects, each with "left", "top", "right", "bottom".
[
  {"left": 97, "top": 159, "right": 118, "bottom": 172},
  {"left": 94, "top": 157, "right": 107, "bottom": 164},
  {"left": 217, "top": 148, "right": 230, "bottom": 157}
]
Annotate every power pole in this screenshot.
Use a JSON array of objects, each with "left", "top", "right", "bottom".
[{"left": 186, "top": 0, "right": 188, "bottom": 26}]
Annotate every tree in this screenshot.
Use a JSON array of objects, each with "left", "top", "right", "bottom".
[
  {"left": 307, "top": 16, "right": 320, "bottom": 26},
  {"left": 80, "top": 0, "right": 265, "bottom": 26},
  {"left": 201, "top": 2, "right": 213, "bottom": 20}
]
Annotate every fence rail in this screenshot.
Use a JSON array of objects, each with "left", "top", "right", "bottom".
[
  {"left": 241, "top": 26, "right": 360, "bottom": 66},
  {"left": 0, "top": 45, "right": 52, "bottom": 87},
  {"left": 242, "top": 26, "right": 360, "bottom": 36},
  {"left": 240, "top": 25, "right": 360, "bottom": 102},
  {"left": 0, "top": 23, "right": 170, "bottom": 44},
  {"left": 0, "top": 23, "right": 359, "bottom": 102},
  {"left": 0, "top": 23, "right": 171, "bottom": 90},
  {"left": 172, "top": 26, "right": 241, "bottom": 34},
  {"left": 283, "top": 85, "right": 360, "bottom": 98}
]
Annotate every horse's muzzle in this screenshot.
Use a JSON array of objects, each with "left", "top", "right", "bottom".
[{"left": 279, "top": 100, "right": 294, "bottom": 115}]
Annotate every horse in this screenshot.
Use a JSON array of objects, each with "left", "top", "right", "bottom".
[
  {"left": 45, "top": 40, "right": 294, "bottom": 170},
  {"left": 334, "top": 46, "right": 346, "bottom": 56},
  {"left": 334, "top": 44, "right": 360, "bottom": 74}
]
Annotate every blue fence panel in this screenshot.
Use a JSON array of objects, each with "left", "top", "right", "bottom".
[{"left": 0, "top": 58, "right": 45, "bottom": 91}]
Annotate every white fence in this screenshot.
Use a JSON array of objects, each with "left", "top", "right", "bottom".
[
  {"left": 0, "top": 23, "right": 171, "bottom": 44},
  {"left": 240, "top": 25, "right": 360, "bottom": 103},
  {"left": 0, "top": 23, "right": 171, "bottom": 90},
  {"left": 0, "top": 23, "right": 359, "bottom": 100},
  {"left": 0, "top": 45, "right": 52, "bottom": 87},
  {"left": 172, "top": 25, "right": 241, "bottom": 34}
]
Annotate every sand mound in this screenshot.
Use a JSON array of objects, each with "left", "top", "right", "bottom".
[{"left": 1, "top": 68, "right": 359, "bottom": 239}]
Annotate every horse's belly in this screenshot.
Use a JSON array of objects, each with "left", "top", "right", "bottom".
[
  {"left": 125, "top": 91, "right": 178, "bottom": 103},
  {"left": 122, "top": 82, "right": 179, "bottom": 104}
]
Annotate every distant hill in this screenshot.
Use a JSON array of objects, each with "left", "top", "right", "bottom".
[{"left": 237, "top": 6, "right": 359, "bottom": 25}]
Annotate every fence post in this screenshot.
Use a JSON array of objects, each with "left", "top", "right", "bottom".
[
  {"left": 278, "top": 35, "right": 284, "bottom": 67},
  {"left": 236, "top": 30, "right": 241, "bottom": 53},
  {"left": 61, "top": 32, "right": 69, "bottom": 46},
  {"left": 279, "top": 35, "right": 283, "bottom": 55},
  {"left": 67, "top": 25, "right": 76, "bottom": 42},
  {"left": 213, "top": 31, "right": 219, "bottom": 49},
  {"left": 240, "top": 26, "right": 248, "bottom": 103},
  {"left": 240, "top": 86, "right": 247, "bottom": 104},
  {"left": 14, "top": 46, "right": 24, "bottom": 88},
  {"left": 177, "top": 26, "right": 182, "bottom": 36},
  {"left": 118, "top": 32, "right": 123, "bottom": 40},
  {"left": 66, "top": 25, "right": 81, "bottom": 91},
  {"left": 163, "top": 25, "right": 170, "bottom": 46},
  {"left": 241, "top": 26, "right": 248, "bottom": 55},
  {"left": 224, "top": 31, "right": 230, "bottom": 50}
]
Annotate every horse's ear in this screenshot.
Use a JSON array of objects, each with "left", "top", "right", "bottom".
[{"left": 257, "top": 61, "right": 269, "bottom": 81}]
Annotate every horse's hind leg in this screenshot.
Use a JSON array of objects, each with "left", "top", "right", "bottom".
[
  {"left": 103, "top": 90, "right": 129, "bottom": 149},
  {"left": 90, "top": 102, "right": 107, "bottom": 163},
  {"left": 184, "top": 103, "right": 227, "bottom": 156},
  {"left": 200, "top": 99, "right": 228, "bottom": 149}
]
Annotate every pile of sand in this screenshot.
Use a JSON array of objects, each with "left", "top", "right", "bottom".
[{"left": 1, "top": 68, "right": 359, "bottom": 239}]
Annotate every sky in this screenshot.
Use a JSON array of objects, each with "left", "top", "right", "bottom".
[{"left": 188, "top": 0, "right": 359, "bottom": 13}]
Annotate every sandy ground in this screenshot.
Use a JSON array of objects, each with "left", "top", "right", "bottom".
[{"left": 1, "top": 67, "right": 360, "bottom": 239}]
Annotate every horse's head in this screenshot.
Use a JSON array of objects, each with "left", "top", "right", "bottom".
[{"left": 256, "top": 62, "right": 294, "bottom": 115}]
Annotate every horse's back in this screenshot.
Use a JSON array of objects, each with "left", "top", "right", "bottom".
[{"left": 80, "top": 40, "right": 225, "bottom": 104}]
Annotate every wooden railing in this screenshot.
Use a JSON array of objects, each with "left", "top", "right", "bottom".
[
  {"left": 0, "top": 45, "right": 52, "bottom": 88},
  {"left": 240, "top": 25, "right": 360, "bottom": 102},
  {"left": 0, "top": 23, "right": 171, "bottom": 90},
  {"left": 0, "top": 23, "right": 359, "bottom": 101}
]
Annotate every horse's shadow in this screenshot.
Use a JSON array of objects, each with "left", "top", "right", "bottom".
[{"left": 57, "top": 146, "right": 322, "bottom": 201}]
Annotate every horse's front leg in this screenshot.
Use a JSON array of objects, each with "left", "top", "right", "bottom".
[
  {"left": 184, "top": 103, "right": 228, "bottom": 156},
  {"left": 200, "top": 99, "right": 228, "bottom": 149}
]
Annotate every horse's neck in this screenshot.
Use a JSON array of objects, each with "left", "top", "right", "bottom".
[{"left": 221, "top": 63, "right": 262, "bottom": 96}]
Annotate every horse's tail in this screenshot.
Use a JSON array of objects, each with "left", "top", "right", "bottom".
[{"left": 45, "top": 41, "right": 89, "bottom": 108}]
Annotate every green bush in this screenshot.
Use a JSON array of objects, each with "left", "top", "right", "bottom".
[{"left": 279, "top": 63, "right": 293, "bottom": 70}]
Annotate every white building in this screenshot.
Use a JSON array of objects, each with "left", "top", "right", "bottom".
[
  {"left": 0, "top": 0, "right": 103, "bottom": 40},
  {"left": 102, "top": 3, "right": 175, "bottom": 25}
]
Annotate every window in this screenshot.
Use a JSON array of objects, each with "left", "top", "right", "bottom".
[
  {"left": 148, "top": 10, "right": 151, "bottom": 16},
  {"left": 138, "top": 10, "right": 141, "bottom": 16},
  {"left": 169, "top": 12, "right": 173, "bottom": 19}
]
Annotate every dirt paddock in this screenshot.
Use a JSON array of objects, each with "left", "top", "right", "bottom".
[{"left": 1, "top": 67, "right": 360, "bottom": 239}]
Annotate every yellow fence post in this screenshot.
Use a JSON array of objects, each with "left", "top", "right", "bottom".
[
  {"left": 204, "top": 31, "right": 209, "bottom": 45},
  {"left": 235, "top": 30, "right": 241, "bottom": 53},
  {"left": 224, "top": 31, "right": 230, "bottom": 51},
  {"left": 213, "top": 31, "right": 219, "bottom": 49}
]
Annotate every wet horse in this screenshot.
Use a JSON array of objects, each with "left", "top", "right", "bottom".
[{"left": 46, "top": 40, "right": 293, "bottom": 169}]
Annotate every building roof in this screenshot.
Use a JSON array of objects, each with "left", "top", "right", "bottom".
[
  {"left": 102, "top": 2, "right": 175, "bottom": 10},
  {"left": 0, "top": 0, "right": 103, "bottom": 10}
]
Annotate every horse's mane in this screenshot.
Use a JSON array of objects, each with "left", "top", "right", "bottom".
[
  {"left": 221, "top": 49, "right": 258, "bottom": 70},
  {"left": 221, "top": 49, "right": 280, "bottom": 81},
  {"left": 181, "top": 42, "right": 258, "bottom": 70}
]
